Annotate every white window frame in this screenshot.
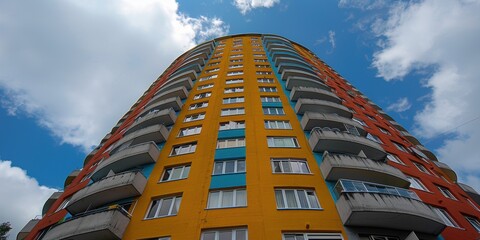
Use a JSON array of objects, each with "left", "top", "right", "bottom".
[
  {"left": 160, "top": 165, "right": 191, "bottom": 182},
  {"left": 223, "top": 97, "right": 245, "bottom": 104},
  {"left": 265, "top": 120, "right": 291, "bottom": 129},
  {"left": 193, "top": 92, "right": 212, "bottom": 100},
  {"left": 366, "top": 133, "right": 383, "bottom": 144},
  {"left": 197, "top": 84, "right": 214, "bottom": 90},
  {"left": 144, "top": 195, "right": 182, "bottom": 219},
  {"left": 219, "top": 121, "right": 245, "bottom": 131},
  {"left": 184, "top": 113, "right": 205, "bottom": 122},
  {"left": 352, "top": 117, "right": 367, "bottom": 126},
  {"left": 413, "top": 162, "right": 430, "bottom": 174},
  {"left": 259, "top": 87, "right": 277, "bottom": 92},
  {"left": 267, "top": 137, "right": 299, "bottom": 148},
  {"left": 466, "top": 216, "right": 480, "bottom": 232},
  {"left": 271, "top": 158, "right": 310, "bottom": 174},
  {"left": 437, "top": 186, "right": 457, "bottom": 200},
  {"left": 261, "top": 96, "right": 281, "bottom": 102},
  {"left": 274, "top": 189, "right": 321, "bottom": 209},
  {"left": 254, "top": 59, "right": 267, "bottom": 62},
  {"left": 230, "top": 54, "right": 243, "bottom": 58},
  {"left": 406, "top": 176, "right": 429, "bottom": 191},
  {"left": 466, "top": 198, "right": 480, "bottom": 212},
  {"left": 170, "top": 142, "right": 197, "bottom": 156},
  {"left": 213, "top": 159, "right": 246, "bottom": 175},
  {"left": 386, "top": 153, "right": 404, "bottom": 165},
  {"left": 253, "top": 54, "right": 265, "bottom": 57},
  {"left": 224, "top": 87, "right": 244, "bottom": 94},
  {"left": 263, "top": 107, "right": 285, "bottom": 115},
  {"left": 178, "top": 125, "right": 202, "bottom": 137},
  {"left": 207, "top": 189, "right": 247, "bottom": 209},
  {"left": 201, "top": 228, "right": 248, "bottom": 240},
  {"left": 55, "top": 197, "right": 71, "bottom": 212},
  {"left": 189, "top": 102, "right": 208, "bottom": 110},
  {"left": 205, "top": 68, "right": 219, "bottom": 73},
  {"left": 216, "top": 138, "right": 246, "bottom": 149},
  {"left": 257, "top": 78, "right": 274, "bottom": 83},
  {"left": 226, "top": 78, "right": 244, "bottom": 84},
  {"left": 227, "top": 71, "right": 243, "bottom": 76},
  {"left": 432, "top": 207, "right": 460, "bottom": 228},
  {"left": 393, "top": 142, "right": 408, "bottom": 152},
  {"left": 221, "top": 108, "right": 245, "bottom": 116},
  {"left": 256, "top": 71, "right": 272, "bottom": 75},
  {"left": 199, "top": 75, "right": 218, "bottom": 82},
  {"left": 255, "top": 64, "right": 269, "bottom": 68},
  {"left": 229, "top": 64, "right": 243, "bottom": 69},
  {"left": 230, "top": 59, "right": 242, "bottom": 63},
  {"left": 283, "top": 233, "right": 343, "bottom": 240}
]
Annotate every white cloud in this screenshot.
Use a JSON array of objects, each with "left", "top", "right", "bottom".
[
  {"left": 0, "top": 0, "right": 229, "bottom": 152},
  {"left": 328, "top": 30, "right": 336, "bottom": 49},
  {"left": 233, "top": 0, "right": 280, "bottom": 15},
  {"left": 0, "top": 160, "right": 57, "bottom": 240},
  {"left": 386, "top": 97, "right": 411, "bottom": 112},
  {"left": 371, "top": 0, "right": 480, "bottom": 191}
]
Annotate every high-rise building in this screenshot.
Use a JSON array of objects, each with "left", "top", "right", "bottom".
[{"left": 18, "top": 34, "right": 480, "bottom": 240}]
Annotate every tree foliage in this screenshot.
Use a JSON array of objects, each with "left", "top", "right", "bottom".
[{"left": 0, "top": 222, "right": 11, "bottom": 240}]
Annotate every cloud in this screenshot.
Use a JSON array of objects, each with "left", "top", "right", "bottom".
[
  {"left": 386, "top": 97, "right": 411, "bottom": 112},
  {"left": 371, "top": 0, "right": 480, "bottom": 191},
  {"left": 328, "top": 30, "right": 336, "bottom": 49},
  {"left": 338, "top": 0, "right": 386, "bottom": 11},
  {"left": 0, "top": 160, "right": 57, "bottom": 240},
  {"left": 0, "top": 0, "right": 229, "bottom": 152},
  {"left": 233, "top": 0, "right": 280, "bottom": 15}
]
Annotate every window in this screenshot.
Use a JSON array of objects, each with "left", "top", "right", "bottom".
[
  {"left": 255, "top": 64, "right": 269, "bottom": 68},
  {"left": 413, "top": 162, "right": 430, "bottom": 174},
  {"left": 466, "top": 216, "right": 480, "bottom": 232},
  {"left": 226, "top": 78, "right": 244, "bottom": 84},
  {"left": 257, "top": 78, "right": 274, "bottom": 83},
  {"left": 231, "top": 49, "right": 242, "bottom": 52},
  {"left": 224, "top": 87, "right": 244, "bottom": 93},
  {"left": 213, "top": 159, "right": 246, "bottom": 175},
  {"left": 263, "top": 107, "right": 285, "bottom": 115},
  {"left": 253, "top": 54, "right": 265, "bottom": 57},
  {"left": 230, "top": 54, "right": 243, "bottom": 58},
  {"left": 230, "top": 59, "right": 242, "bottom": 63},
  {"left": 197, "top": 84, "right": 214, "bottom": 90},
  {"left": 368, "top": 236, "right": 400, "bottom": 240},
  {"left": 223, "top": 97, "right": 245, "bottom": 104},
  {"left": 406, "top": 176, "right": 428, "bottom": 191},
  {"left": 432, "top": 207, "right": 460, "bottom": 228},
  {"left": 254, "top": 59, "right": 267, "bottom": 62},
  {"left": 275, "top": 189, "right": 320, "bottom": 209},
  {"left": 208, "top": 62, "right": 219, "bottom": 66},
  {"left": 201, "top": 228, "right": 247, "bottom": 240},
  {"left": 265, "top": 120, "right": 291, "bottom": 129},
  {"left": 207, "top": 189, "right": 247, "bottom": 208},
  {"left": 55, "top": 197, "right": 71, "bottom": 212},
  {"left": 193, "top": 92, "right": 211, "bottom": 100},
  {"left": 352, "top": 117, "right": 367, "bottom": 126},
  {"left": 259, "top": 87, "right": 277, "bottom": 92},
  {"left": 344, "top": 123, "right": 360, "bottom": 136},
  {"left": 189, "top": 101, "right": 208, "bottom": 110},
  {"left": 184, "top": 113, "right": 205, "bottom": 122},
  {"left": 392, "top": 141, "right": 408, "bottom": 152},
  {"left": 267, "top": 137, "right": 299, "bottom": 148},
  {"left": 386, "top": 153, "right": 404, "bottom": 164},
  {"left": 206, "top": 68, "right": 219, "bottom": 73},
  {"left": 378, "top": 127, "right": 391, "bottom": 135},
  {"left": 256, "top": 71, "right": 272, "bottom": 75},
  {"left": 221, "top": 108, "right": 245, "bottom": 116},
  {"left": 170, "top": 142, "right": 197, "bottom": 156},
  {"left": 178, "top": 126, "right": 202, "bottom": 137},
  {"left": 227, "top": 71, "right": 243, "bottom": 76},
  {"left": 272, "top": 158, "right": 310, "bottom": 174},
  {"left": 252, "top": 48, "right": 262, "bottom": 52},
  {"left": 160, "top": 165, "right": 190, "bottom": 182},
  {"left": 199, "top": 75, "right": 218, "bottom": 82},
  {"left": 437, "top": 186, "right": 457, "bottom": 200},
  {"left": 283, "top": 233, "right": 343, "bottom": 240},
  {"left": 365, "top": 114, "right": 376, "bottom": 121},
  {"left": 145, "top": 195, "right": 181, "bottom": 219},
  {"left": 261, "top": 96, "right": 281, "bottom": 102},
  {"left": 466, "top": 198, "right": 480, "bottom": 211},
  {"left": 217, "top": 138, "right": 246, "bottom": 149},
  {"left": 366, "top": 133, "right": 383, "bottom": 144},
  {"left": 219, "top": 121, "right": 245, "bottom": 130},
  {"left": 229, "top": 64, "right": 243, "bottom": 69}
]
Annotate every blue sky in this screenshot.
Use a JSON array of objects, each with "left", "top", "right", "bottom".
[{"left": 1, "top": 0, "right": 479, "bottom": 238}]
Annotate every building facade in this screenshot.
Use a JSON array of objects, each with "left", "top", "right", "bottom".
[{"left": 18, "top": 34, "right": 480, "bottom": 240}]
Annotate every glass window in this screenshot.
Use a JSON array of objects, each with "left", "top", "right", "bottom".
[
  {"left": 230, "top": 59, "right": 242, "bottom": 63},
  {"left": 259, "top": 87, "right": 277, "bottom": 92},
  {"left": 437, "top": 186, "right": 457, "bottom": 200},
  {"left": 170, "top": 142, "right": 197, "bottom": 156},
  {"left": 217, "top": 138, "right": 246, "bottom": 149},
  {"left": 256, "top": 71, "right": 272, "bottom": 75},
  {"left": 230, "top": 54, "right": 244, "bottom": 58},
  {"left": 193, "top": 92, "right": 211, "bottom": 100},
  {"left": 223, "top": 97, "right": 245, "bottom": 104},
  {"left": 224, "top": 87, "right": 244, "bottom": 93},
  {"left": 392, "top": 141, "right": 408, "bottom": 152},
  {"left": 229, "top": 64, "right": 243, "bottom": 69},
  {"left": 199, "top": 74, "right": 218, "bottom": 82},
  {"left": 263, "top": 107, "right": 285, "bottom": 115},
  {"left": 55, "top": 197, "right": 71, "bottom": 212},
  {"left": 378, "top": 127, "right": 391, "bottom": 135},
  {"left": 283, "top": 233, "right": 343, "bottom": 240},
  {"left": 205, "top": 68, "right": 219, "bottom": 73},
  {"left": 189, "top": 101, "right": 208, "bottom": 110},
  {"left": 352, "top": 117, "right": 367, "bottom": 126},
  {"left": 271, "top": 158, "right": 310, "bottom": 174},
  {"left": 226, "top": 78, "right": 244, "bottom": 84},
  {"left": 257, "top": 78, "right": 274, "bottom": 83},
  {"left": 275, "top": 189, "right": 321, "bottom": 209},
  {"left": 197, "top": 84, "right": 214, "bottom": 90},
  {"left": 265, "top": 120, "right": 291, "bottom": 129},
  {"left": 432, "top": 207, "right": 460, "bottom": 228},
  {"left": 386, "top": 153, "right": 404, "bottom": 164},
  {"left": 254, "top": 59, "right": 267, "bottom": 62},
  {"left": 201, "top": 228, "right": 247, "bottom": 240},
  {"left": 366, "top": 133, "right": 383, "bottom": 144},
  {"left": 207, "top": 189, "right": 247, "bottom": 208},
  {"left": 466, "top": 216, "right": 480, "bottom": 232},
  {"left": 160, "top": 165, "right": 190, "bottom": 182},
  {"left": 145, "top": 195, "right": 181, "bottom": 219},
  {"left": 406, "top": 176, "right": 428, "bottom": 191},
  {"left": 260, "top": 96, "right": 281, "bottom": 102},
  {"left": 466, "top": 198, "right": 480, "bottom": 212},
  {"left": 184, "top": 113, "right": 205, "bottom": 122},
  {"left": 213, "top": 159, "right": 246, "bottom": 175},
  {"left": 178, "top": 126, "right": 202, "bottom": 137},
  {"left": 219, "top": 121, "right": 245, "bottom": 130},
  {"left": 208, "top": 62, "right": 219, "bottom": 67},
  {"left": 413, "top": 162, "right": 430, "bottom": 174},
  {"left": 227, "top": 71, "right": 243, "bottom": 76},
  {"left": 221, "top": 108, "right": 245, "bottom": 116},
  {"left": 267, "top": 137, "right": 299, "bottom": 148}
]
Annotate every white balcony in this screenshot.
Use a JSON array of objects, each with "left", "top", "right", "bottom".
[
  {"left": 124, "top": 108, "right": 176, "bottom": 135},
  {"left": 290, "top": 86, "right": 341, "bottom": 103},
  {"left": 295, "top": 98, "right": 352, "bottom": 118}
]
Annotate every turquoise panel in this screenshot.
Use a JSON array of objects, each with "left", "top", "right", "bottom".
[
  {"left": 141, "top": 163, "right": 155, "bottom": 178},
  {"left": 218, "top": 129, "right": 245, "bottom": 139},
  {"left": 215, "top": 147, "right": 246, "bottom": 160},
  {"left": 261, "top": 102, "right": 283, "bottom": 108},
  {"left": 210, "top": 173, "right": 246, "bottom": 189}
]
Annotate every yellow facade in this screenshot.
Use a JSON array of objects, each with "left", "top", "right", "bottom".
[{"left": 123, "top": 34, "right": 346, "bottom": 239}]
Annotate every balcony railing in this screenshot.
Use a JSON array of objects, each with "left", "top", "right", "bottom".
[
  {"left": 17, "top": 218, "right": 40, "bottom": 240},
  {"left": 294, "top": 98, "right": 352, "bottom": 118},
  {"left": 285, "top": 76, "right": 330, "bottom": 91},
  {"left": 321, "top": 153, "right": 410, "bottom": 188},
  {"left": 145, "top": 86, "right": 188, "bottom": 109},
  {"left": 124, "top": 108, "right": 176, "bottom": 136},
  {"left": 110, "top": 124, "right": 169, "bottom": 155},
  {"left": 290, "top": 86, "right": 340, "bottom": 103},
  {"left": 138, "top": 96, "right": 182, "bottom": 118},
  {"left": 335, "top": 179, "right": 446, "bottom": 235},
  {"left": 300, "top": 112, "right": 366, "bottom": 136},
  {"left": 91, "top": 141, "right": 159, "bottom": 181},
  {"left": 309, "top": 128, "right": 386, "bottom": 161},
  {"left": 66, "top": 171, "right": 147, "bottom": 215},
  {"left": 42, "top": 206, "right": 130, "bottom": 240},
  {"left": 433, "top": 161, "right": 457, "bottom": 182},
  {"left": 64, "top": 169, "right": 80, "bottom": 188},
  {"left": 42, "top": 191, "right": 63, "bottom": 215},
  {"left": 158, "top": 74, "right": 194, "bottom": 93}
]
